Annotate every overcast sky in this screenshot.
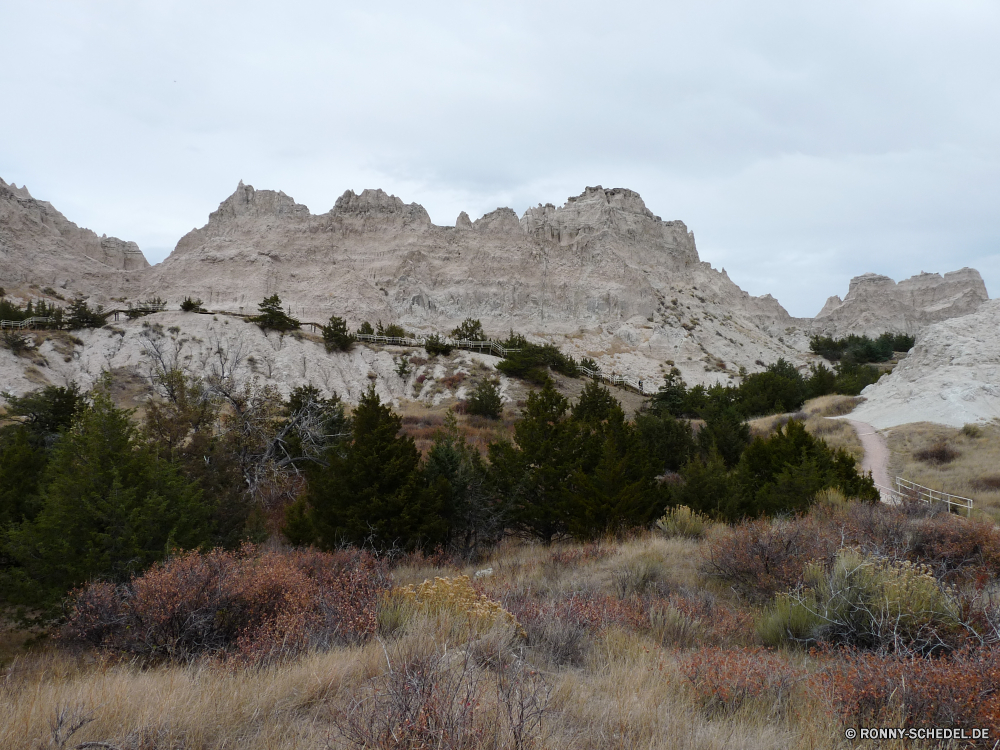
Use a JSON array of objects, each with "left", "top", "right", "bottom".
[{"left": 1, "top": 1, "right": 997, "bottom": 317}]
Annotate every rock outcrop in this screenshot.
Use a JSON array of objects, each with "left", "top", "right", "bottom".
[
  {"left": 141, "top": 183, "right": 802, "bottom": 385},
  {"left": 847, "top": 299, "right": 1000, "bottom": 428},
  {"left": 811, "top": 269, "right": 988, "bottom": 337},
  {"left": 0, "top": 177, "right": 149, "bottom": 301}
]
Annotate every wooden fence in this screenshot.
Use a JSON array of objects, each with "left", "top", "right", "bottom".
[
  {"left": 3, "top": 307, "right": 656, "bottom": 396},
  {"left": 874, "top": 476, "right": 974, "bottom": 515}
]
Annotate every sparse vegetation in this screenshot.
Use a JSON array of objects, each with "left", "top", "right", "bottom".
[
  {"left": 810, "top": 331, "right": 916, "bottom": 363},
  {"left": 321, "top": 314, "right": 356, "bottom": 351},
  {"left": 465, "top": 377, "right": 503, "bottom": 419},
  {"left": 250, "top": 294, "right": 300, "bottom": 331},
  {"left": 180, "top": 296, "right": 205, "bottom": 312},
  {"left": 6, "top": 341, "right": 1000, "bottom": 748}
]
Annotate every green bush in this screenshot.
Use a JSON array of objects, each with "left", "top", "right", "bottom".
[
  {"left": 833, "top": 362, "right": 882, "bottom": 395},
  {"left": 250, "top": 294, "right": 300, "bottom": 332},
  {"left": 758, "top": 549, "right": 960, "bottom": 653},
  {"left": 357, "top": 321, "right": 374, "bottom": 335},
  {"left": 495, "top": 332, "right": 577, "bottom": 384},
  {"left": 180, "top": 297, "right": 204, "bottom": 312},
  {"left": 375, "top": 321, "right": 407, "bottom": 339},
  {"left": 466, "top": 378, "right": 503, "bottom": 419},
  {"left": 451, "top": 318, "right": 486, "bottom": 341},
  {"left": 321, "top": 315, "right": 355, "bottom": 352},
  {"left": 424, "top": 333, "right": 452, "bottom": 357},
  {"left": 810, "top": 332, "right": 915, "bottom": 364},
  {"left": 66, "top": 297, "right": 106, "bottom": 329}
]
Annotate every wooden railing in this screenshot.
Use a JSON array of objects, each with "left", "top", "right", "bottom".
[
  {"left": 2, "top": 307, "right": 656, "bottom": 396},
  {"left": 875, "top": 477, "right": 974, "bottom": 515},
  {"left": 353, "top": 334, "right": 654, "bottom": 395},
  {"left": 0, "top": 316, "right": 56, "bottom": 330}
]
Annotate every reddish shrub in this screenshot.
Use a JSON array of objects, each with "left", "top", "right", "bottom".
[
  {"left": 914, "top": 441, "right": 960, "bottom": 465},
  {"left": 908, "top": 515, "right": 1000, "bottom": 584},
  {"left": 664, "top": 592, "right": 756, "bottom": 645},
  {"left": 703, "top": 517, "right": 838, "bottom": 602},
  {"left": 63, "top": 545, "right": 389, "bottom": 663},
  {"left": 548, "top": 543, "right": 611, "bottom": 566},
  {"left": 679, "top": 647, "right": 809, "bottom": 716},
  {"left": 824, "top": 647, "right": 1000, "bottom": 733}
]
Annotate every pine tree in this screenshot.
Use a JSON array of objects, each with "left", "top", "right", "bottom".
[
  {"left": 487, "top": 379, "right": 581, "bottom": 542},
  {"left": 466, "top": 378, "right": 503, "bottom": 419},
  {"left": 3, "top": 384, "right": 210, "bottom": 607},
  {"left": 296, "top": 385, "right": 448, "bottom": 552},
  {"left": 321, "top": 315, "right": 355, "bottom": 351},
  {"left": 562, "top": 408, "right": 661, "bottom": 539},
  {"left": 423, "top": 412, "right": 499, "bottom": 559},
  {"left": 251, "top": 294, "right": 300, "bottom": 331}
]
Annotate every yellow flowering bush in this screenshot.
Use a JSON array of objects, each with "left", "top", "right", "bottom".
[{"left": 395, "top": 575, "right": 525, "bottom": 638}]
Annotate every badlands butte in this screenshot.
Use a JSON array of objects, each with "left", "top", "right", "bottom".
[{"left": 1, "top": 175, "right": 996, "bottom": 426}]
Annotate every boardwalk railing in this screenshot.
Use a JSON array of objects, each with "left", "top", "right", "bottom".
[
  {"left": 3, "top": 308, "right": 656, "bottom": 396},
  {"left": 876, "top": 477, "right": 974, "bottom": 516},
  {"left": 351, "top": 334, "right": 655, "bottom": 395},
  {"left": 353, "top": 333, "right": 522, "bottom": 359},
  {"left": 0, "top": 316, "right": 56, "bottom": 330},
  {"left": 578, "top": 366, "right": 653, "bottom": 396}
]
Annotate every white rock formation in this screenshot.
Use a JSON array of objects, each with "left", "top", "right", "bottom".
[
  {"left": 0, "top": 311, "right": 514, "bottom": 407},
  {"left": 139, "top": 182, "right": 806, "bottom": 386},
  {"left": 0, "top": 177, "right": 149, "bottom": 301},
  {"left": 0, "top": 173, "right": 991, "bottom": 405},
  {"left": 847, "top": 299, "right": 1000, "bottom": 428},
  {"left": 810, "top": 269, "right": 988, "bottom": 337}
]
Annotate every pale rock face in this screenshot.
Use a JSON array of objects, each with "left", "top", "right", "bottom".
[
  {"left": 0, "top": 311, "right": 514, "bottom": 409},
  {"left": 0, "top": 177, "right": 149, "bottom": 301},
  {"left": 2, "top": 172, "right": 992, "bottom": 406},
  {"left": 847, "top": 299, "right": 1000, "bottom": 428},
  {"left": 808, "top": 268, "right": 988, "bottom": 337},
  {"left": 139, "top": 182, "right": 803, "bottom": 386}
]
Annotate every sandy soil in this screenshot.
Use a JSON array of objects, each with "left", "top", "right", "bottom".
[{"left": 839, "top": 418, "right": 892, "bottom": 499}]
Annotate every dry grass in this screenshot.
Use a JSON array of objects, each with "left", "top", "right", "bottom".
[
  {"left": 748, "top": 395, "right": 865, "bottom": 467},
  {"left": 1, "top": 530, "right": 855, "bottom": 750},
  {"left": 888, "top": 420, "right": 1000, "bottom": 522}
]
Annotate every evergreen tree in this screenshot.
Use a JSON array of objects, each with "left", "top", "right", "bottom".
[
  {"left": 423, "top": 412, "right": 499, "bottom": 559},
  {"left": 292, "top": 385, "right": 447, "bottom": 552},
  {"left": 732, "top": 419, "right": 878, "bottom": 519},
  {"left": 3, "top": 385, "right": 210, "bottom": 607},
  {"left": 634, "top": 411, "right": 695, "bottom": 473},
  {"left": 696, "top": 406, "right": 751, "bottom": 469},
  {"left": 466, "top": 378, "right": 503, "bottom": 419},
  {"left": 571, "top": 379, "right": 620, "bottom": 425},
  {"left": 487, "top": 379, "right": 581, "bottom": 542},
  {"left": 562, "top": 406, "right": 661, "bottom": 539},
  {"left": 672, "top": 449, "right": 736, "bottom": 519},
  {"left": 649, "top": 367, "right": 688, "bottom": 417},
  {"left": 251, "top": 294, "right": 300, "bottom": 331},
  {"left": 0, "top": 385, "right": 85, "bottom": 558},
  {"left": 451, "top": 318, "right": 486, "bottom": 341},
  {"left": 321, "top": 315, "right": 355, "bottom": 352},
  {"left": 65, "top": 297, "right": 105, "bottom": 329}
]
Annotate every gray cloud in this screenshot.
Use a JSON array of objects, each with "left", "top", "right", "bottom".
[{"left": 1, "top": 0, "right": 997, "bottom": 315}]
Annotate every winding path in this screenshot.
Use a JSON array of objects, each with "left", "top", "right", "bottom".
[{"left": 842, "top": 419, "right": 893, "bottom": 499}]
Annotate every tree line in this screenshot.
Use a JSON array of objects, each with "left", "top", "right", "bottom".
[{"left": 1, "top": 365, "right": 876, "bottom": 616}]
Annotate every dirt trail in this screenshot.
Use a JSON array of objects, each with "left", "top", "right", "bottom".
[{"left": 841, "top": 418, "right": 893, "bottom": 499}]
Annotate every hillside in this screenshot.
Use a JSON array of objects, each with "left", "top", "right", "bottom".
[{"left": 0, "top": 177, "right": 148, "bottom": 299}]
